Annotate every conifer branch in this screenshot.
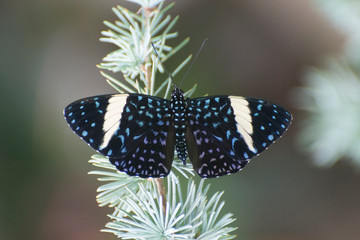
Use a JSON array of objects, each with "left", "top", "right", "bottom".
[{"left": 89, "top": 1, "right": 237, "bottom": 238}]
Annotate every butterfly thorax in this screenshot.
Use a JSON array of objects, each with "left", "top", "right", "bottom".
[{"left": 170, "top": 87, "right": 188, "bottom": 164}]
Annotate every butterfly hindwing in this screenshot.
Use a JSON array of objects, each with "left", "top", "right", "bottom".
[
  {"left": 64, "top": 94, "right": 175, "bottom": 178},
  {"left": 108, "top": 94, "right": 175, "bottom": 177},
  {"left": 186, "top": 96, "right": 292, "bottom": 178},
  {"left": 186, "top": 96, "right": 246, "bottom": 177}
]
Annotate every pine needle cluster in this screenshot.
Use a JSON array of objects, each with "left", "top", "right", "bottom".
[{"left": 295, "top": 0, "right": 360, "bottom": 168}]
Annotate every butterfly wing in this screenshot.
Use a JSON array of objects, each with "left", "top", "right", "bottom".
[
  {"left": 64, "top": 94, "right": 174, "bottom": 178},
  {"left": 186, "top": 96, "right": 292, "bottom": 178}
]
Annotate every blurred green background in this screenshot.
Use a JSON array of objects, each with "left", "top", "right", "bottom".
[{"left": 2, "top": 0, "right": 360, "bottom": 239}]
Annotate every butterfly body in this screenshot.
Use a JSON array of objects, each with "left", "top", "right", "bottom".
[
  {"left": 64, "top": 86, "right": 292, "bottom": 178},
  {"left": 171, "top": 87, "right": 188, "bottom": 163}
]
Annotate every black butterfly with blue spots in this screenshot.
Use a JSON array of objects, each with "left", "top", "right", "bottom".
[{"left": 64, "top": 85, "right": 292, "bottom": 178}]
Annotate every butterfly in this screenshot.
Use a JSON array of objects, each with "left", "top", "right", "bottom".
[{"left": 64, "top": 85, "right": 292, "bottom": 178}]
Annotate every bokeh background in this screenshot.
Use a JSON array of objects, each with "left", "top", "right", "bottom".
[{"left": 2, "top": 0, "right": 360, "bottom": 239}]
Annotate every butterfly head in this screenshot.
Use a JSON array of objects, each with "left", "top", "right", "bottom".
[
  {"left": 172, "top": 84, "right": 184, "bottom": 96},
  {"left": 171, "top": 85, "right": 185, "bottom": 107}
]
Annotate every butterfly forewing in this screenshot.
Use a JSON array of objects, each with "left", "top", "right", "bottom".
[
  {"left": 244, "top": 97, "right": 291, "bottom": 151},
  {"left": 186, "top": 96, "right": 292, "bottom": 178},
  {"left": 64, "top": 94, "right": 175, "bottom": 178},
  {"left": 64, "top": 95, "right": 114, "bottom": 150}
]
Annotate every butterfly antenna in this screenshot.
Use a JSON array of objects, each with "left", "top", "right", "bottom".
[
  {"left": 179, "top": 38, "right": 208, "bottom": 87},
  {"left": 151, "top": 42, "right": 175, "bottom": 84}
]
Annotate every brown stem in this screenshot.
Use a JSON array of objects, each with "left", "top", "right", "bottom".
[
  {"left": 154, "top": 178, "right": 167, "bottom": 214},
  {"left": 140, "top": 64, "right": 152, "bottom": 93}
]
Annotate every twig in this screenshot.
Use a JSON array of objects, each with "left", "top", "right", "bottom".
[{"left": 154, "top": 178, "right": 166, "bottom": 214}]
